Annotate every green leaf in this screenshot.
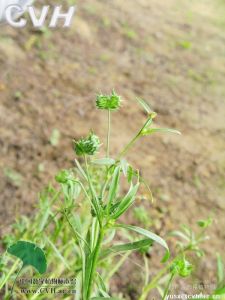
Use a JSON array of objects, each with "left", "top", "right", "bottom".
[
  {"left": 169, "top": 231, "right": 190, "bottom": 242},
  {"left": 92, "top": 158, "right": 115, "bottom": 166},
  {"left": 114, "top": 224, "right": 170, "bottom": 262},
  {"left": 90, "top": 218, "right": 99, "bottom": 251},
  {"left": 7, "top": 241, "right": 47, "bottom": 274},
  {"left": 141, "top": 128, "right": 181, "bottom": 136},
  {"left": 137, "top": 98, "right": 152, "bottom": 113},
  {"left": 111, "top": 183, "right": 139, "bottom": 219},
  {"left": 217, "top": 253, "right": 224, "bottom": 284},
  {"left": 101, "top": 239, "right": 152, "bottom": 258},
  {"left": 107, "top": 166, "right": 121, "bottom": 215}
]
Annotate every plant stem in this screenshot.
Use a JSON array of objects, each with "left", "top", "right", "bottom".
[
  {"left": 162, "top": 273, "right": 175, "bottom": 300},
  {"left": 117, "top": 117, "right": 152, "bottom": 160},
  {"left": 144, "top": 255, "right": 150, "bottom": 286},
  {"left": 86, "top": 228, "right": 104, "bottom": 300},
  {"left": 117, "top": 135, "right": 139, "bottom": 160},
  {"left": 100, "top": 109, "right": 111, "bottom": 201},
  {"left": 106, "top": 109, "right": 111, "bottom": 157}
]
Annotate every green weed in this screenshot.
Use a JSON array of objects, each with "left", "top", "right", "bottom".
[{"left": 0, "top": 93, "right": 222, "bottom": 300}]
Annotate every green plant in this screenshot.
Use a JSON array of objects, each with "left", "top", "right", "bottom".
[
  {"left": 64, "top": 93, "right": 173, "bottom": 299},
  {"left": 138, "top": 219, "right": 213, "bottom": 300},
  {"left": 0, "top": 92, "right": 215, "bottom": 300}
]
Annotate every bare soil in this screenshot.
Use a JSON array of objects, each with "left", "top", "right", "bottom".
[{"left": 0, "top": 0, "right": 225, "bottom": 299}]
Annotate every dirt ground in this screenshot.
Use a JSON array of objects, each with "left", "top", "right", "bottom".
[{"left": 0, "top": 0, "right": 225, "bottom": 298}]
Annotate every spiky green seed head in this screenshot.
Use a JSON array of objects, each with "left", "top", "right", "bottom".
[
  {"left": 96, "top": 91, "right": 121, "bottom": 111},
  {"left": 74, "top": 133, "right": 100, "bottom": 156}
]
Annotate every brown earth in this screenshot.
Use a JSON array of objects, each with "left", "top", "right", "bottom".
[{"left": 0, "top": 0, "right": 225, "bottom": 299}]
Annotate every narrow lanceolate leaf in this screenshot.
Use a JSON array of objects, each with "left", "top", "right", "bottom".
[
  {"left": 92, "top": 158, "right": 115, "bottom": 166},
  {"left": 111, "top": 183, "right": 139, "bottom": 219},
  {"left": 90, "top": 218, "right": 99, "bottom": 251},
  {"left": 114, "top": 224, "right": 170, "bottom": 262},
  {"left": 141, "top": 128, "right": 181, "bottom": 136},
  {"left": 169, "top": 231, "right": 190, "bottom": 242},
  {"left": 106, "top": 166, "right": 121, "bottom": 215},
  {"left": 137, "top": 98, "right": 152, "bottom": 113},
  {"left": 101, "top": 239, "right": 152, "bottom": 258},
  {"left": 7, "top": 241, "right": 47, "bottom": 274}
]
